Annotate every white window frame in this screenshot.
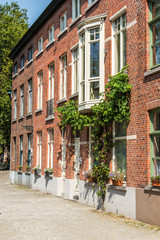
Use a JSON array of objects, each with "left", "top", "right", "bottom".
[
  {"left": 38, "top": 71, "right": 43, "bottom": 109},
  {"left": 38, "top": 37, "right": 43, "bottom": 53},
  {"left": 48, "top": 63, "right": 54, "bottom": 100},
  {"left": 20, "top": 85, "right": 24, "bottom": 117},
  {"left": 20, "top": 135, "right": 23, "bottom": 166},
  {"left": 28, "top": 47, "right": 33, "bottom": 61},
  {"left": 72, "top": 0, "right": 80, "bottom": 20},
  {"left": 60, "top": 12, "right": 67, "bottom": 32},
  {"left": 49, "top": 25, "right": 55, "bottom": 43},
  {"left": 20, "top": 56, "right": 24, "bottom": 69},
  {"left": 14, "top": 63, "right": 17, "bottom": 75},
  {"left": 37, "top": 131, "right": 42, "bottom": 167},
  {"left": 48, "top": 128, "right": 54, "bottom": 169},
  {"left": 88, "top": 0, "right": 96, "bottom": 5},
  {"left": 78, "top": 16, "right": 105, "bottom": 109},
  {"left": 28, "top": 79, "right": 32, "bottom": 113},
  {"left": 112, "top": 12, "right": 127, "bottom": 74},
  {"left": 14, "top": 90, "right": 17, "bottom": 119},
  {"left": 72, "top": 47, "right": 79, "bottom": 94},
  {"left": 60, "top": 54, "right": 67, "bottom": 99}
]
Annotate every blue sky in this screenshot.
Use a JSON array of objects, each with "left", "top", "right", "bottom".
[{"left": 1, "top": 0, "right": 53, "bottom": 26}]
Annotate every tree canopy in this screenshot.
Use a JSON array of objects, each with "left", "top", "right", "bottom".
[{"left": 0, "top": 2, "right": 29, "bottom": 153}]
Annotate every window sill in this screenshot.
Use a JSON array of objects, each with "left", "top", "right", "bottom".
[
  {"left": 12, "top": 119, "right": 17, "bottom": 123},
  {"left": 78, "top": 99, "right": 100, "bottom": 113},
  {"left": 19, "top": 116, "right": 24, "bottom": 121},
  {"left": 86, "top": 0, "right": 100, "bottom": 12},
  {"left": 35, "top": 108, "right": 43, "bottom": 113},
  {"left": 19, "top": 67, "right": 25, "bottom": 73},
  {"left": 57, "top": 27, "right": 68, "bottom": 38},
  {"left": 46, "top": 39, "right": 55, "bottom": 48},
  {"left": 56, "top": 97, "right": 67, "bottom": 104},
  {"left": 17, "top": 171, "right": 22, "bottom": 175},
  {"left": 36, "top": 50, "right": 43, "bottom": 58},
  {"left": 45, "top": 115, "right": 54, "bottom": 121},
  {"left": 107, "top": 184, "right": 127, "bottom": 192},
  {"left": 69, "top": 15, "right": 82, "bottom": 28},
  {"left": 27, "top": 59, "right": 33, "bottom": 66},
  {"left": 13, "top": 73, "right": 17, "bottom": 79},
  {"left": 144, "top": 65, "right": 160, "bottom": 77},
  {"left": 144, "top": 185, "right": 160, "bottom": 194},
  {"left": 69, "top": 92, "right": 78, "bottom": 99},
  {"left": 26, "top": 112, "right": 32, "bottom": 117},
  {"left": 84, "top": 181, "right": 99, "bottom": 187},
  {"left": 25, "top": 172, "right": 31, "bottom": 175}
]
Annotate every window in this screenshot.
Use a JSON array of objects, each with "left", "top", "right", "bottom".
[
  {"left": 28, "top": 134, "right": 32, "bottom": 167},
  {"left": 72, "top": 0, "right": 80, "bottom": 20},
  {"left": 78, "top": 16, "right": 105, "bottom": 110},
  {"left": 49, "top": 63, "right": 54, "bottom": 100},
  {"left": 20, "top": 55, "right": 25, "bottom": 69},
  {"left": 20, "top": 85, "right": 24, "bottom": 117},
  {"left": 150, "top": 110, "right": 160, "bottom": 176},
  {"left": 28, "top": 47, "right": 33, "bottom": 61},
  {"left": 88, "top": 0, "right": 96, "bottom": 5},
  {"left": 149, "top": 0, "right": 160, "bottom": 67},
  {"left": 60, "top": 12, "right": 67, "bottom": 32},
  {"left": 37, "top": 131, "right": 42, "bottom": 167},
  {"left": 49, "top": 25, "right": 55, "bottom": 42},
  {"left": 14, "top": 90, "right": 17, "bottom": 119},
  {"left": 28, "top": 79, "right": 32, "bottom": 113},
  {"left": 48, "top": 129, "right": 54, "bottom": 168},
  {"left": 113, "top": 121, "right": 127, "bottom": 172},
  {"left": 38, "top": 37, "right": 43, "bottom": 53},
  {"left": 38, "top": 71, "right": 43, "bottom": 109},
  {"left": 14, "top": 63, "right": 17, "bottom": 75},
  {"left": 112, "top": 13, "right": 126, "bottom": 74},
  {"left": 72, "top": 48, "right": 79, "bottom": 93},
  {"left": 60, "top": 54, "right": 67, "bottom": 99},
  {"left": 13, "top": 137, "right": 16, "bottom": 161},
  {"left": 20, "top": 135, "right": 23, "bottom": 166}
]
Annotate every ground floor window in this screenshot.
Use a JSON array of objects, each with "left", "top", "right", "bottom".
[
  {"left": 37, "top": 131, "right": 42, "bottom": 167},
  {"left": 48, "top": 129, "right": 54, "bottom": 168},
  {"left": 20, "top": 135, "right": 23, "bottom": 166}
]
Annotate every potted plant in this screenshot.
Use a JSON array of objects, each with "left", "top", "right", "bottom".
[
  {"left": 26, "top": 166, "right": 31, "bottom": 173},
  {"left": 109, "top": 170, "right": 126, "bottom": 186},
  {"left": 82, "top": 169, "right": 96, "bottom": 183},
  {"left": 18, "top": 165, "right": 22, "bottom": 172},
  {"left": 44, "top": 168, "right": 53, "bottom": 177},
  {"left": 33, "top": 165, "right": 41, "bottom": 175},
  {"left": 151, "top": 175, "right": 160, "bottom": 187}
]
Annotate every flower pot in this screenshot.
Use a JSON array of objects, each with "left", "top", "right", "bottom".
[
  {"left": 112, "top": 180, "right": 123, "bottom": 186},
  {"left": 18, "top": 167, "right": 22, "bottom": 172},
  {"left": 151, "top": 179, "right": 160, "bottom": 187},
  {"left": 45, "top": 171, "right": 52, "bottom": 177},
  {"left": 34, "top": 169, "right": 41, "bottom": 175}
]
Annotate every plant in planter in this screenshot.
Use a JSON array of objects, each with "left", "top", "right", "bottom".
[
  {"left": 18, "top": 165, "right": 23, "bottom": 172},
  {"left": 26, "top": 166, "right": 31, "bottom": 173},
  {"left": 83, "top": 170, "right": 96, "bottom": 183},
  {"left": 33, "top": 165, "right": 41, "bottom": 175},
  {"left": 44, "top": 168, "right": 53, "bottom": 177},
  {"left": 151, "top": 175, "right": 160, "bottom": 187},
  {"left": 109, "top": 170, "right": 126, "bottom": 186}
]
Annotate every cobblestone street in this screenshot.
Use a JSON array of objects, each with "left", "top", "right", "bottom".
[{"left": 0, "top": 171, "right": 160, "bottom": 240}]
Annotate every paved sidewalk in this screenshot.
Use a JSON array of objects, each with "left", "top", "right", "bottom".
[{"left": 0, "top": 171, "right": 160, "bottom": 240}]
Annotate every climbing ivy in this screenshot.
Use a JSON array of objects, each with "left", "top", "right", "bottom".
[{"left": 56, "top": 66, "right": 132, "bottom": 209}]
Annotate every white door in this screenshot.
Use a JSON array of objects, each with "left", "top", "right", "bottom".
[
  {"left": 61, "top": 140, "right": 66, "bottom": 196},
  {"left": 74, "top": 138, "right": 80, "bottom": 195}
]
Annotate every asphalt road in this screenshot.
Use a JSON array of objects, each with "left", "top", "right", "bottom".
[{"left": 0, "top": 171, "right": 160, "bottom": 240}]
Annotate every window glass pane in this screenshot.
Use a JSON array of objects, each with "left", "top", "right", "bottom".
[
  {"left": 153, "top": 0, "right": 160, "bottom": 19},
  {"left": 115, "top": 121, "right": 127, "bottom": 137},
  {"left": 90, "top": 42, "right": 99, "bottom": 78},
  {"left": 152, "top": 21, "right": 160, "bottom": 44},
  {"left": 81, "top": 82, "right": 85, "bottom": 102},
  {"left": 123, "top": 30, "right": 127, "bottom": 67},
  {"left": 153, "top": 43, "right": 160, "bottom": 65},
  {"left": 153, "top": 111, "right": 160, "bottom": 131},
  {"left": 115, "top": 140, "right": 126, "bottom": 171},
  {"left": 153, "top": 136, "right": 160, "bottom": 157},
  {"left": 116, "top": 33, "right": 120, "bottom": 72},
  {"left": 90, "top": 81, "right": 99, "bottom": 99}
]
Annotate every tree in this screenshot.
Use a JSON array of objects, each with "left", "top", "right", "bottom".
[{"left": 0, "top": 2, "right": 29, "bottom": 154}]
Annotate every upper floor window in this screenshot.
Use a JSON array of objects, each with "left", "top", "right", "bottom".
[
  {"left": 28, "top": 47, "right": 33, "bottom": 61},
  {"left": 88, "top": 0, "right": 96, "bottom": 5},
  {"left": 72, "top": 0, "right": 80, "bottom": 20},
  {"left": 20, "top": 85, "right": 24, "bottom": 117},
  {"left": 60, "top": 54, "right": 67, "bottom": 99},
  {"left": 60, "top": 12, "right": 67, "bottom": 32},
  {"left": 14, "top": 63, "right": 17, "bottom": 75},
  {"left": 149, "top": 0, "right": 160, "bottom": 67},
  {"left": 14, "top": 90, "right": 17, "bottom": 119},
  {"left": 112, "top": 13, "right": 126, "bottom": 74},
  {"left": 38, "top": 71, "right": 43, "bottom": 109},
  {"left": 72, "top": 47, "right": 79, "bottom": 94},
  {"left": 49, "top": 25, "right": 55, "bottom": 43},
  {"left": 20, "top": 55, "right": 25, "bottom": 69},
  {"left": 28, "top": 79, "right": 32, "bottom": 113},
  {"left": 38, "top": 37, "right": 43, "bottom": 53}
]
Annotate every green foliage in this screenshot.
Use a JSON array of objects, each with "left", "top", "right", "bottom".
[
  {"left": 0, "top": 2, "right": 28, "bottom": 151},
  {"left": 151, "top": 175, "right": 160, "bottom": 181},
  {"left": 56, "top": 67, "right": 132, "bottom": 207}
]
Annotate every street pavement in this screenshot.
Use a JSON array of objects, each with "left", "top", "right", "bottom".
[{"left": 0, "top": 171, "right": 160, "bottom": 240}]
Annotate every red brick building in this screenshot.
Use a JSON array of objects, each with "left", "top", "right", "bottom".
[{"left": 9, "top": 0, "right": 160, "bottom": 226}]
